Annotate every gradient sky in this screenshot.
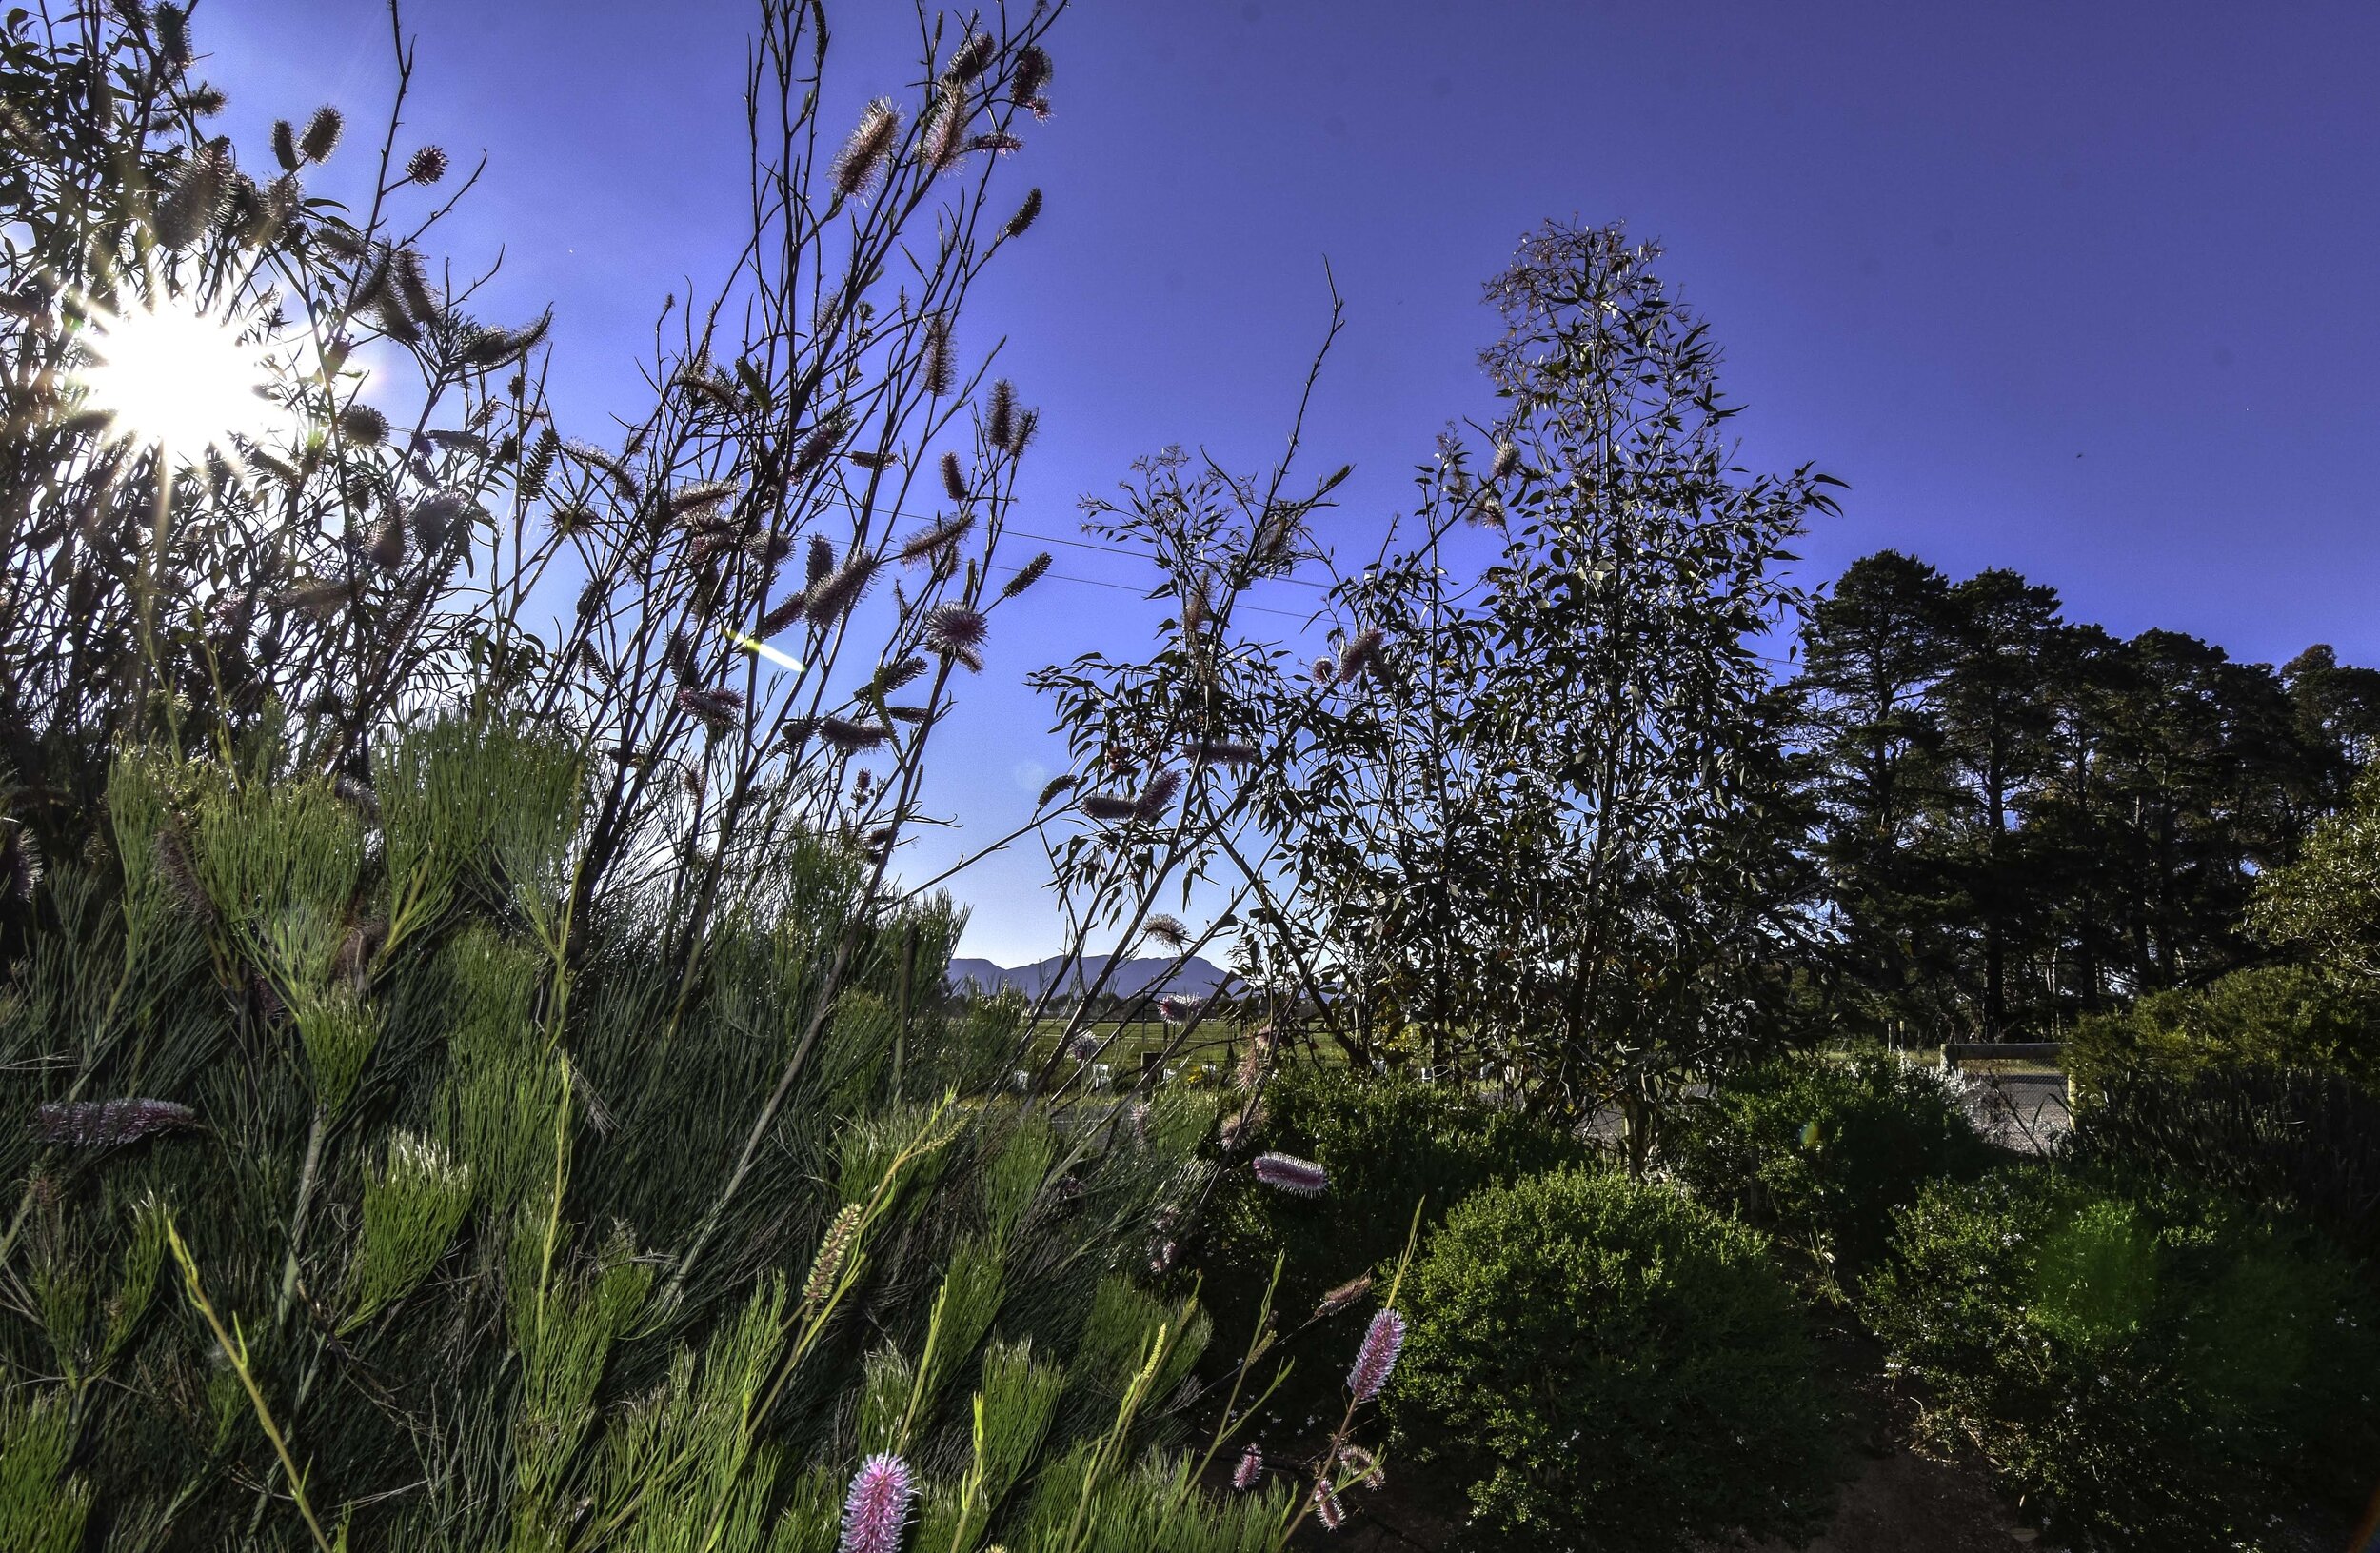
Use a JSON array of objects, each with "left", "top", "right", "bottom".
[{"left": 204, "top": 0, "right": 2380, "bottom": 965}]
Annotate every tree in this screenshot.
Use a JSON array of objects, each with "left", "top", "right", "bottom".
[
  {"left": 1932, "top": 568, "right": 2071, "bottom": 1036},
  {"left": 1793, "top": 550, "right": 1961, "bottom": 1038},
  {"left": 1790, "top": 553, "right": 2373, "bottom": 1041}
]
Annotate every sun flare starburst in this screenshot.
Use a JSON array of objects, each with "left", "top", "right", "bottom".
[{"left": 77, "top": 291, "right": 282, "bottom": 457}]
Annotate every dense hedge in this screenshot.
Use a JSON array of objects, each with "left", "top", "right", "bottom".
[
  {"left": 2064, "top": 964, "right": 2380, "bottom": 1099},
  {"left": 1668, "top": 1046, "right": 1996, "bottom": 1280},
  {"left": 1863, "top": 1165, "right": 2380, "bottom": 1550},
  {"left": 1392, "top": 1167, "right": 1837, "bottom": 1553}
]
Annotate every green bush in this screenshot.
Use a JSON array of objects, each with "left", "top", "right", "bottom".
[
  {"left": 2065, "top": 964, "right": 2380, "bottom": 1099},
  {"left": 1668, "top": 1046, "right": 1997, "bottom": 1279},
  {"left": 1392, "top": 1167, "right": 1837, "bottom": 1552},
  {"left": 2066, "top": 1065, "right": 2380, "bottom": 1255},
  {"left": 1194, "top": 1067, "right": 1590, "bottom": 1378},
  {"left": 1862, "top": 1166, "right": 2380, "bottom": 1550}
]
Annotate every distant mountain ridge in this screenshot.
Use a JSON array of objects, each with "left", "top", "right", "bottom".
[{"left": 945, "top": 953, "right": 1228, "bottom": 1000}]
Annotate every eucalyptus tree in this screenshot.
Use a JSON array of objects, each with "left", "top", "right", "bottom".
[{"left": 1070, "top": 225, "right": 1838, "bottom": 1166}]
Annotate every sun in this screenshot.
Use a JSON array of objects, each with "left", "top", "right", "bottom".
[{"left": 78, "top": 290, "right": 283, "bottom": 457}]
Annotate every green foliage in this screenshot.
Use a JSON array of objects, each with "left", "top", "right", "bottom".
[
  {"left": 2254, "top": 758, "right": 2380, "bottom": 991},
  {"left": 1862, "top": 1166, "right": 2380, "bottom": 1549},
  {"left": 0, "top": 725, "right": 1247, "bottom": 1547},
  {"left": 2067, "top": 964, "right": 2380, "bottom": 1097},
  {"left": 1393, "top": 1167, "right": 1836, "bottom": 1552},
  {"left": 344, "top": 1130, "right": 475, "bottom": 1331},
  {"left": 1196, "top": 1065, "right": 1590, "bottom": 1415},
  {"left": 0, "top": 1389, "right": 89, "bottom": 1553},
  {"left": 1668, "top": 1046, "right": 1997, "bottom": 1280}
]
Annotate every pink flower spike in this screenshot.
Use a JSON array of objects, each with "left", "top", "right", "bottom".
[
  {"left": 838, "top": 1452, "right": 913, "bottom": 1553},
  {"left": 1232, "top": 1443, "right": 1263, "bottom": 1491},
  {"left": 1312, "top": 1478, "right": 1346, "bottom": 1531},
  {"left": 1251, "top": 1152, "right": 1327, "bottom": 1196},
  {"left": 1347, "top": 1308, "right": 1405, "bottom": 1403}
]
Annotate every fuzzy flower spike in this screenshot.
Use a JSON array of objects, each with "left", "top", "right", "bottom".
[
  {"left": 838, "top": 1452, "right": 913, "bottom": 1553},
  {"left": 1347, "top": 1307, "right": 1406, "bottom": 1403},
  {"left": 1251, "top": 1151, "right": 1327, "bottom": 1196}
]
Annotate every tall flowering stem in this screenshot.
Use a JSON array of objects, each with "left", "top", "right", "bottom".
[{"left": 1271, "top": 1200, "right": 1425, "bottom": 1548}]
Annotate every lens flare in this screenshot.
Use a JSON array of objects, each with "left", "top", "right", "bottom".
[{"left": 79, "top": 291, "right": 281, "bottom": 456}]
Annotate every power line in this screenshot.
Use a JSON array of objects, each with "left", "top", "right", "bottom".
[{"left": 984, "top": 560, "right": 1319, "bottom": 621}]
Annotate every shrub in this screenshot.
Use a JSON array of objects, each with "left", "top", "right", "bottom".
[
  {"left": 1195, "top": 1066, "right": 1591, "bottom": 1386},
  {"left": 1862, "top": 1166, "right": 2380, "bottom": 1550},
  {"left": 2066, "top": 1065, "right": 2380, "bottom": 1258},
  {"left": 2065, "top": 964, "right": 2380, "bottom": 1099},
  {"left": 0, "top": 727, "right": 1286, "bottom": 1546},
  {"left": 1668, "top": 1046, "right": 1996, "bottom": 1280},
  {"left": 1392, "top": 1167, "right": 1836, "bottom": 1552}
]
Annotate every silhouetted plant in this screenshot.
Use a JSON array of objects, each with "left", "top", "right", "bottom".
[{"left": 0, "top": 4, "right": 1328, "bottom": 1548}]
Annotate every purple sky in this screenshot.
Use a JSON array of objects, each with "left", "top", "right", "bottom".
[{"left": 208, "top": 1, "right": 2380, "bottom": 965}]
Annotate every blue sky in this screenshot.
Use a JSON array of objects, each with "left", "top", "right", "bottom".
[{"left": 207, "top": 0, "right": 2380, "bottom": 964}]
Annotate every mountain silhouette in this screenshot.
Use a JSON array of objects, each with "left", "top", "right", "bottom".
[{"left": 944, "top": 953, "right": 1228, "bottom": 1000}]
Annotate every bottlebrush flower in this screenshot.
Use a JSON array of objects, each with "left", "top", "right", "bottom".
[
  {"left": 37, "top": 1099, "right": 197, "bottom": 1149},
  {"left": 1338, "top": 1443, "right": 1386, "bottom": 1490},
  {"left": 406, "top": 144, "right": 448, "bottom": 184},
  {"left": 923, "top": 603, "right": 987, "bottom": 670},
  {"left": 1347, "top": 1308, "right": 1405, "bottom": 1403},
  {"left": 942, "top": 30, "right": 996, "bottom": 84},
  {"left": 299, "top": 105, "right": 343, "bottom": 164},
  {"left": 675, "top": 687, "right": 744, "bottom": 733},
  {"left": 832, "top": 98, "right": 900, "bottom": 200},
  {"left": 1001, "top": 551, "right": 1053, "bottom": 598},
  {"left": 1, "top": 826, "right": 42, "bottom": 904},
  {"left": 987, "top": 378, "right": 1017, "bottom": 448},
  {"left": 1232, "top": 1443, "right": 1263, "bottom": 1491},
  {"left": 816, "top": 717, "right": 889, "bottom": 754},
  {"left": 760, "top": 591, "right": 808, "bottom": 635},
  {"left": 925, "top": 324, "right": 956, "bottom": 401},
  {"left": 1081, "top": 792, "right": 1139, "bottom": 823},
  {"left": 803, "top": 1202, "right": 863, "bottom": 1305},
  {"left": 806, "top": 554, "right": 880, "bottom": 626},
  {"left": 1191, "top": 737, "right": 1259, "bottom": 767},
  {"left": 1336, "top": 628, "right": 1383, "bottom": 684},
  {"left": 838, "top": 1453, "right": 913, "bottom": 1553},
  {"left": 340, "top": 402, "right": 388, "bottom": 446},
  {"left": 1143, "top": 914, "right": 1191, "bottom": 951},
  {"left": 1489, "top": 441, "right": 1520, "bottom": 482},
  {"left": 1312, "top": 1479, "right": 1345, "bottom": 1531},
  {"left": 898, "top": 513, "right": 974, "bottom": 566},
  {"left": 922, "top": 79, "right": 968, "bottom": 171},
  {"left": 1156, "top": 994, "right": 1204, "bottom": 1026},
  {"left": 1010, "top": 44, "right": 1052, "bottom": 106},
  {"left": 1252, "top": 1152, "right": 1327, "bottom": 1196},
  {"left": 1003, "top": 187, "right": 1043, "bottom": 239},
  {"left": 1315, "top": 1273, "right": 1373, "bottom": 1318},
  {"left": 1311, "top": 656, "right": 1336, "bottom": 685},
  {"left": 1131, "top": 770, "right": 1182, "bottom": 823}
]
